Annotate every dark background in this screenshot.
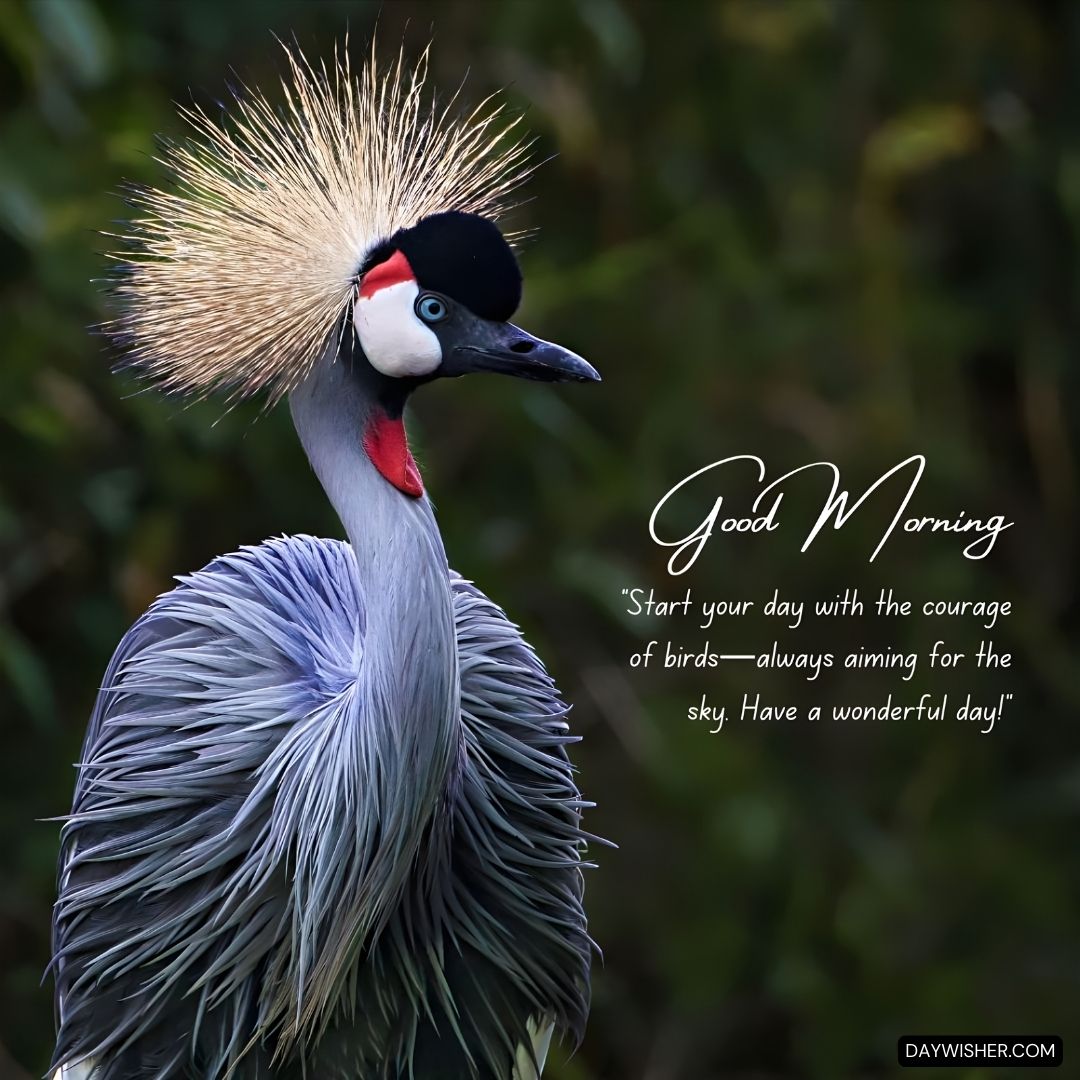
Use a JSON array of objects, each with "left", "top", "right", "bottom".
[{"left": 2, "top": 1, "right": 1079, "bottom": 1077}]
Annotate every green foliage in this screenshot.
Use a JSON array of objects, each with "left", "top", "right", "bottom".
[{"left": 2, "top": 1, "right": 1079, "bottom": 1076}]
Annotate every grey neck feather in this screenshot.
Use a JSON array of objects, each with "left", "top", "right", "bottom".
[{"left": 285, "top": 341, "right": 460, "bottom": 1038}]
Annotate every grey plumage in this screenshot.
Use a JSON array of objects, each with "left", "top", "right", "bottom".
[{"left": 51, "top": 344, "right": 594, "bottom": 1078}]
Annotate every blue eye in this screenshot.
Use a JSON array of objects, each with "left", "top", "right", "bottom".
[{"left": 416, "top": 294, "right": 448, "bottom": 323}]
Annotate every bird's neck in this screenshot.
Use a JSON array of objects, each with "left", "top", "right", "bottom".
[
  {"left": 285, "top": 348, "right": 459, "bottom": 1036},
  {"left": 289, "top": 344, "right": 455, "bottom": 668}
]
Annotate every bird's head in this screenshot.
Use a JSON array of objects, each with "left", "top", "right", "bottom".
[
  {"left": 107, "top": 44, "right": 598, "bottom": 498},
  {"left": 339, "top": 209, "right": 598, "bottom": 498},
  {"left": 352, "top": 210, "right": 597, "bottom": 387}
]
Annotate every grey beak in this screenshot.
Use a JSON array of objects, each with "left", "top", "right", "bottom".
[{"left": 445, "top": 321, "right": 600, "bottom": 384}]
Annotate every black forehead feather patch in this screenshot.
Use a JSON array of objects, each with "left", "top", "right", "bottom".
[{"left": 384, "top": 211, "right": 523, "bottom": 322}]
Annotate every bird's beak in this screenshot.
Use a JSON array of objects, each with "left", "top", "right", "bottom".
[{"left": 442, "top": 317, "right": 600, "bottom": 384}]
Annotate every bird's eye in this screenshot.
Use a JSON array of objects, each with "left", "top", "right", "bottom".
[{"left": 416, "top": 294, "right": 448, "bottom": 324}]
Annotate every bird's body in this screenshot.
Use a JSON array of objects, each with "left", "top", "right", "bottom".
[
  {"left": 53, "top": 537, "right": 586, "bottom": 1079},
  {"left": 50, "top": 43, "right": 598, "bottom": 1080}
]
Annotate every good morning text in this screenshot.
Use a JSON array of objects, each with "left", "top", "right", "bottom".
[{"left": 649, "top": 454, "right": 1011, "bottom": 575}]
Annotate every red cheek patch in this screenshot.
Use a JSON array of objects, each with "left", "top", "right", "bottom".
[
  {"left": 358, "top": 249, "right": 415, "bottom": 298},
  {"left": 362, "top": 411, "right": 424, "bottom": 498}
]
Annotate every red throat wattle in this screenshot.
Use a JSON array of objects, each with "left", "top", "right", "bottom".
[{"left": 362, "top": 412, "right": 424, "bottom": 498}]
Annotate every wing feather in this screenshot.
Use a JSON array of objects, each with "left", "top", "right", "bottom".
[{"left": 50, "top": 540, "right": 593, "bottom": 1079}]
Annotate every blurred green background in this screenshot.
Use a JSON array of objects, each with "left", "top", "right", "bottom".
[{"left": 2, "top": 0, "right": 1079, "bottom": 1077}]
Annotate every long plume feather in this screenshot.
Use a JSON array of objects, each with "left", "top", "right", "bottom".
[{"left": 108, "top": 40, "right": 534, "bottom": 403}]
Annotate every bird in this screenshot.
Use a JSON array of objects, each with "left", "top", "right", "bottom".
[{"left": 49, "top": 42, "right": 600, "bottom": 1080}]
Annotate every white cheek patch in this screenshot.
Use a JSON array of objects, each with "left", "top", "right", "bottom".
[{"left": 353, "top": 279, "right": 442, "bottom": 378}]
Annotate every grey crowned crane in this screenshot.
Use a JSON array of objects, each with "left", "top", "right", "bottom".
[{"left": 50, "top": 44, "right": 599, "bottom": 1080}]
